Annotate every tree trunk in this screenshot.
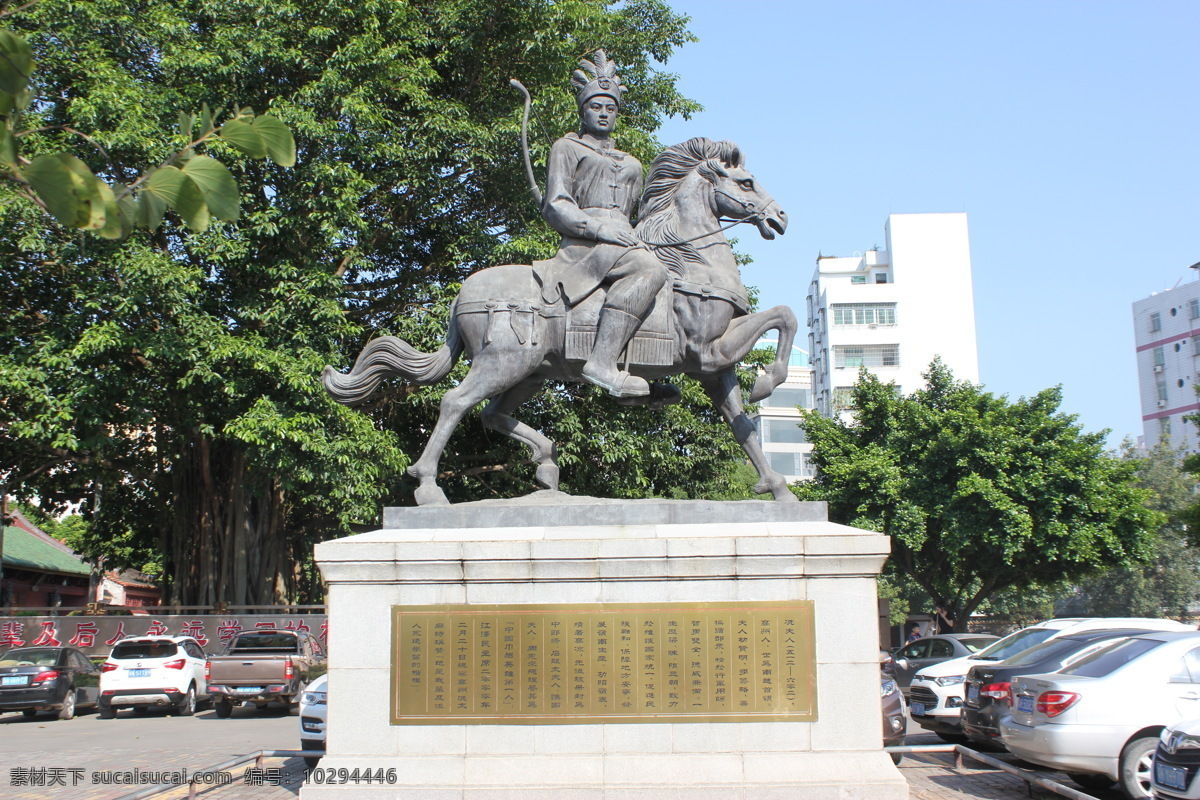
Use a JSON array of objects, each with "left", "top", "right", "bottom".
[{"left": 163, "top": 435, "right": 295, "bottom": 606}]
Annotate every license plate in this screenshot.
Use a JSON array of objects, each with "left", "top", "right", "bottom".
[
  {"left": 967, "top": 684, "right": 979, "bottom": 702},
  {"left": 1156, "top": 763, "right": 1188, "bottom": 791},
  {"left": 910, "top": 702, "right": 925, "bottom": 716},
  {"left": 1, "top": 675, "right": 29, "bottom": 686},
  {"left": 236, "top": 686, "right": 263, "bottom": 694},
  {"left": 1017, "top": 696, "right": 1034, "bottom": 713},
  {"left": 127, "top": 668, "right": 151, "bottom": 678}
]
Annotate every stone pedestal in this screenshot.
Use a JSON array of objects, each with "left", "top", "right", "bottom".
[{"left": 301, "top": 498, "right": 907, "bottom": 799}]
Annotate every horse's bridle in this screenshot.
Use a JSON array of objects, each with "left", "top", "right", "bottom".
[{"left": 638, "top": 186, "right": 779, "bottom": 250}]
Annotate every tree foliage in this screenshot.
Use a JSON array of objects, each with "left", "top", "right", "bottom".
[
  {"left": 1069, "top": 438, "right": 1200, "bottom": 618},
  {"left": 794, "top": 360, "right": 1159, "bottom": 630},
  {"left": 0, "top": 0, "right": 764, "bottom": 605},
  {"left": 0, "top": 22, "right": 295, "bottom": 236}
]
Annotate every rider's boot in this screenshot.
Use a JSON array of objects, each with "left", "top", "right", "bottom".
[{"left": 582, "top": 308, "right": 651, "bottom": 398}]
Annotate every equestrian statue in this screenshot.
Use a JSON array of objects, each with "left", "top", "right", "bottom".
[{"left": 321, "top": 50, "right": 799, "bottom": 506}]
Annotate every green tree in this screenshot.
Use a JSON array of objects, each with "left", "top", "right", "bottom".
[
  {"left": 1071, "top": 437, "right": 1200, "bottom": 618},
  {"left": 1, "top": 0, "right": 756, "bottom": 606},
  {"left": 794, "top": 360, "right": 1159, "bottom": 630}
]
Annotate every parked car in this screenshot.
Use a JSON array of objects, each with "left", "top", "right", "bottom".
[
  {"left": 1152, "top": 716, "right": 1200, "bottom": 798},
  {"left": 962, "top": 628, "right": 1158, "bottom": 748},
  {"left": 910, "top": 617, "right": 1193, "bottom": 741},
  {"left": 881, "top": 674, "right": 906, "bottom": 763},
  {"left": 890, "top": 634, "right": 999, "bottom": 694},
  {"left": 1000, "top": 630, "right": 1200, "bottom": 798},
  {"left": 207, "top": 629, "right": 326, "bottom": 718},
  {"left": 0, "top": 646, "right": 101, "bottom": 720},
  {"left": 298, "top": 673, "right": 328, "bottom": 768},
  {"left": 99, "top": 635, "right": 208, "bottom": 718}
]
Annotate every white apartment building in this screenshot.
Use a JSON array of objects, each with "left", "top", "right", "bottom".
[
  {"left": 751, "top": 334, "right": 814, "bottom": 482},
  {"left": 1131, "top": 270, "right": 1200, "bottom": 454},
  {"left": 807, "top": 213, "right": 980, "bottom": 417}
]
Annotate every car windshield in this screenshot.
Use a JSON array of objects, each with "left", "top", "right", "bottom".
[
  {"left": 0, "top": 648, "right": 62, "bottom": 666},
  {"left": 959, "top": 638, "right": 997, "bottom": 653},
  {"left": 996, "top": 638, "right": 1078, "bottom": 668},
  {"left": 110, "top": 641, "right": 178, "bottom": 660},
  {"left": 1058, "top": 638, "right": 1163, "bottom": 678},
  {"left": 969, "top": 628, "right": 1056, "bottom": 661}
]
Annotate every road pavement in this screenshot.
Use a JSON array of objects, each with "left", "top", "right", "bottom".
[{"left": 0, "top": 706, "right": 1125, "bottom": 800}]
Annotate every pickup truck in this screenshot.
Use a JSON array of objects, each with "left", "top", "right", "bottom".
[{"left": 205, "top": 629, "right": 326, "bottom": 717}]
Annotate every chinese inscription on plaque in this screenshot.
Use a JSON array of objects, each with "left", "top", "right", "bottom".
[{"left": 390, "top": 602, "right": 816, "bottom": 724}]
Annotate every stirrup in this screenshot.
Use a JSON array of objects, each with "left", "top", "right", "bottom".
[{"left": 582, "top": 364, "right": 650, "bottom": 398}]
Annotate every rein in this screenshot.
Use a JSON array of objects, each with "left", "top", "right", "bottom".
[{"left": 637, "top": 191, "right": 779, "bottom": 250}]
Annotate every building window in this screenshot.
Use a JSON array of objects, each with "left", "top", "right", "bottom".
[
  {"left": 1191, "top": 299, "right": 1199, "bottom": 320},
  {"left": 1157, "top": 374, "right": 1169, "bottom": 402},
  {"left": 831, "top": 303, "right": 897, "bottom": 326},
  {"left": 1161, "top": 417, "right": 1172, "bottom": 436},
  {"left": 759, "top": 419, "right": 807, "bottom": 445},
  {"left": 874, "top": 273, "right": 889, "bottom": 284},
  {"left": 850, "top": 275, "right": 867, "bottom": 285},
  {"left": 1154, "top": 347, "right": 1165, "bottom": 367},
  {"left": 832, "top": 387, "right": 855, "bottom": 412},
  {"left": 762, "top": 387, "right": 811, "bottom": 410},
  {"left": 834, "top": 344, "right": 900, "bottom": 368},
  {"left": 1151, "top": 312, "right": 1162, "bottom": 332}
]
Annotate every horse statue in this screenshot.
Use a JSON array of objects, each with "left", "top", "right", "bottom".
[{"left": 321, "top": 137, "right": 798, "bottom": 506}]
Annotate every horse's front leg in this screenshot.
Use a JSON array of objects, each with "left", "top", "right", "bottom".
[
  {"left": 702, "top": 306, "right": 799, "bottom": 402},
  {"left": 697, "top": 370, "right": 798, "bottom": 502}
]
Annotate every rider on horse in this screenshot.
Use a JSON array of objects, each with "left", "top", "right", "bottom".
[{"left": 534, "top": 50, "right": 667, "bottom": 400}]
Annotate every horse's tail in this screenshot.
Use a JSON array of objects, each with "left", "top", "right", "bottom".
[{"left": 321, "top": 313, "right": 463, "bottom": 406}]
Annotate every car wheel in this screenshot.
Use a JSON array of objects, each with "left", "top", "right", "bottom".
[
  {"left": 1118, "top": 736, "right": 1157, "bottom": 799},
  {"left": 1067, "top": 772, "right": 1115, "bottom": 791},
  {"left": 215, "top": 699, "right": 233, "bottom": 719},
  {"left": 22, "top": 709, "right": 38, "bottom": 718},
  {"left": 890, "top": 751, "right": 903, "bottom": 765},
  {"left": 175, "top": 685, "right": 196, "bottom": 717},
  {"left": 304, "top": 756, "right": 321, "bottom": 769},
  {"left": 98, "top": 705, "right": 115, "bottom": 719},
  {"left": 57, "top": 689, "right": 76, "bottom": 721}
]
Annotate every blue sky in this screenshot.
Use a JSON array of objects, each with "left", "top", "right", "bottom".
[{"left": 652, "top": 0, "right": 1200, "bottom": 448}]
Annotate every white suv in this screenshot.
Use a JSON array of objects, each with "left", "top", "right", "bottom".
[
  {"left": 298, "top": 673, "right": 328, "bottom": 768},
  {"left": 99, "top": 636, "right": 208, "bottom": 718},
  {"left": 909, "top": 618, "right": 1193, "bottom": 741}
]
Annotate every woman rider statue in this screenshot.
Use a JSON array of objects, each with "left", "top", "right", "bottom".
[{"left": 535, "top": 50, "right": 668, "bottom": 399}]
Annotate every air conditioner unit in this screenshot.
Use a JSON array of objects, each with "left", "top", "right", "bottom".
[
  {"left": 1154, "top": 365, "right": 1164, "bottom": 373},
  {"left": 1158, "top": 400, "right": 1168, "bottom": 408}
]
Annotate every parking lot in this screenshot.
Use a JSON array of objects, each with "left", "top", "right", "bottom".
[{"left": 0, "top": 706, "right": 1130, "bottom": 800}]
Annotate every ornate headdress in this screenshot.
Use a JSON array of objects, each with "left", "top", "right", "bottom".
[{"left": 571, "top": 49, "right": 626, "bottom": 109}]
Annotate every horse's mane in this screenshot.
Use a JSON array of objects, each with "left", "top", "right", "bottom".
[{"left": 637, "top": 137, "right": 744, "bottom": 273}]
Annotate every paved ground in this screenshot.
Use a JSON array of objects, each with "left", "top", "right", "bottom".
[{"left": 1, "top": 707, "right": 1119, "bottom": 800}]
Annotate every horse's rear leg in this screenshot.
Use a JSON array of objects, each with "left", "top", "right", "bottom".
[
  {"left": 480, "top": 378, "right": 560, "bottom": 491},
  {"left": 698, "top": 370, "right": 798, "bottom": 502},
  {"left": 408, "top": 364, "right": 519, "bottom": 506}
]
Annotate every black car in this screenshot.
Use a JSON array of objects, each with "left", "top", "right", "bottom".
[
  {"left": 0, "top": 646, "right": 101, "bottom": 720},
  {"left": 961, "top": 628, "right": 1155, "bottom": 748}
]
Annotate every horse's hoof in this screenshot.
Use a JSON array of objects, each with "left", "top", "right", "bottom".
[
  {"left": 748, "top": 373, "right": 776, "bottom": 403},
  {"left": 753, "top": 479, "right": 797, "bottom": 501},
  {"left": 414, "top": 485, "right": 451, "bottom": 506},
  {"left": 617, "top": 382, "right": 682, "bottom": 409},
  {"left": 535, "top": 463, "right": 560, "bottom": 491}
]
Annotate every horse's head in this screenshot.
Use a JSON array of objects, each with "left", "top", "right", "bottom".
[
  {"left": 708, "top": 158, "right": 787, "bottom": 240},
  {"left": 641, "top": 138, "right": 786, "bottom": 244},
  {"left": 688, "top": 144, "right": 786, "bottom": 241}
]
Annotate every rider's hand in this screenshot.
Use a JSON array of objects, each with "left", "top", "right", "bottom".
[{"left": 594, "top": 223, "right": 639, "bottom": 247}]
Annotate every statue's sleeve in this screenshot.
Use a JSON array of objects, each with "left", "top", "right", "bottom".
[{"left": 542, "top": 139, "right": 597, "bottom": 240}]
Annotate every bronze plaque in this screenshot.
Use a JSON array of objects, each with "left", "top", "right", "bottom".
[{"left": 390, "top": 601, "right": 816, "bottom": 724}]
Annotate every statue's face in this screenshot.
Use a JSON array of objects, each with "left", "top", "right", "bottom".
[{"left": 579, "top": 96, "right": 619, "bottom": 138}]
